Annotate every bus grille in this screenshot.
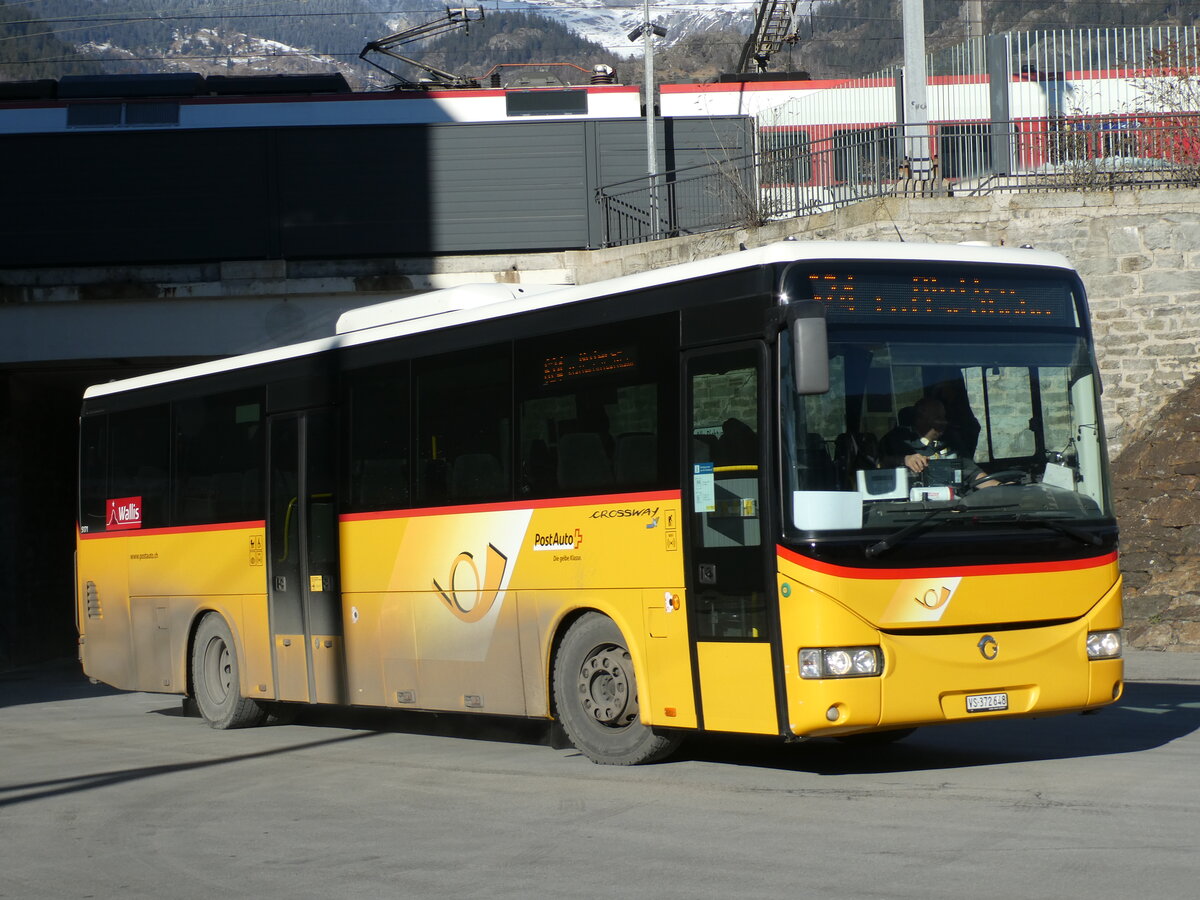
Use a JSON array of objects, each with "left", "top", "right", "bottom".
[{"left": 85, "top": 581, "right": 102, "bottom": 619}]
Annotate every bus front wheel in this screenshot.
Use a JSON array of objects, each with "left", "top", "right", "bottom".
[
  {"left": 191, "top": 613, "right": 267, "bottom": 729},
  {"left": 553, "top": 613, "right": 680, "bottom": 765}
]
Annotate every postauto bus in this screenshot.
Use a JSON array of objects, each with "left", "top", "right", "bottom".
[{"left": 76, "top": 241, "right": 1122, "bottom": 764}]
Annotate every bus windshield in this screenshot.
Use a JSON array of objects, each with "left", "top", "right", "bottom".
[{"left": 782, "top": 294, "right": 1111, "bottom": 541}]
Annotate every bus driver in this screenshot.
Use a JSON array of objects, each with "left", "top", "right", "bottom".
[{"left": 882, "top": 397, "right": 996, "bottom": 488}]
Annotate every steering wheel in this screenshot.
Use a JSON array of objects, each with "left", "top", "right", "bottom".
[
  {"left": 958, "top": 468, "right": 1025, "bottom": 495},
  {"left": 983, "top": 469, "right": 1026, "bottom": 485}
]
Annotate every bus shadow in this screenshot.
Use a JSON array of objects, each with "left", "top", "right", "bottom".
[
  {"left": 147, "top": 679, "right": 1200, "bottom": 769},
  {"left": 0, "top": 731, "right": 382, "bottom": 810},
  {"left": 0, "top": 658, "right": 121, "bottom": 709},
  {"left": 676, "top": 680, "right": 1200, "bottom": 774},
  {"left": 17, "top": 660, "right": 1186, "bottom": 772},
  {"left": 156, "top": 700, "right": 563, "bottom": 751}
]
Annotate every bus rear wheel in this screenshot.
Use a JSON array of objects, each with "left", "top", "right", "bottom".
[
  {"left": 191, "top": 613, "right": 267, "bottom": 729},
  {"left": 553, "top": 613, "right": 680, "bottom": 765}
]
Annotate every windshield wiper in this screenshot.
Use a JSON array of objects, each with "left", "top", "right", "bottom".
[
  {"left": 865, "top": 502, "right": 1019, "bottom": 559},
  {"left": 970, "top": 514, "right": 1104, "bottom": 547}
]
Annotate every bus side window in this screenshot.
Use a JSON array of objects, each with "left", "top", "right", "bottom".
[
  {"left": 109, "top": 404, "right": 170, "bottom": 530},
  {"left": 345, "top": 362, "right": 410, "bottom": 513},
  {"left": 173, "top": 389, "right": 264, "bottom": 526},
  {"left": 415, "top": 348, "right": 512, "bottom": 507},
  {"left": 516, "top": 316, "right": 676, "bottom": 499},
  {"left": 79, "top": 414, "right": 108, "bottom": 532}
]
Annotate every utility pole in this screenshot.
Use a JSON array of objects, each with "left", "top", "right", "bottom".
[
  {"left": 901, "top": 0, "right": 932, "bottom": 178},
  {"left": 964, "top": 0, "right": 984, "bottom": 43},
  {"left": 630, "top": 3, "right": 667, "bottom": 228},
  {"left": 643, "top": 0, "right": 657, "bottom": 183}
]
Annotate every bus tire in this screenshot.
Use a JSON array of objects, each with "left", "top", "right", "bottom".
[
  {"left": 191, "top": 613, "right": 267, "bottom": 729},
  {"left": 553, "top": 613, "right": 680, "bottom": 765}
]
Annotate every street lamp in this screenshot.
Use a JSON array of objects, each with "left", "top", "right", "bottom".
[
  {"left": 901, "top": 0, "right": 931, "bottom": 178},
  {"left": 631, "top": 2, "right": 668, "bottom": 231}
]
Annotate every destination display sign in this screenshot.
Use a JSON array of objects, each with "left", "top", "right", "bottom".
[
  {"left": 788, "top": 265, "right": 1076, "bottom": 326},
  {"left": 542, "top": 347, "right": 637, "bottom": 386}
]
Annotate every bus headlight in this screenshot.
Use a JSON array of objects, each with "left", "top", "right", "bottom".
[
  {"left": 1086, "top": 630, "right": 1122, "bottom": 659},
  {"left": 799, "top": 646, "right": 882, "bottom": 679}
]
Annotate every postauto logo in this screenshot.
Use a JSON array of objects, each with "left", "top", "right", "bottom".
[{"left": 532, "top": 529, "right": 583, "bottom": 551}]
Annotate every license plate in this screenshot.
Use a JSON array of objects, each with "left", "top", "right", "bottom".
[{"left": 966, "top": 692, "right": 1009, "bottom": 713}]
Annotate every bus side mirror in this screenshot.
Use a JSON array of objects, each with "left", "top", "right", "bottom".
[{"left": 790, "top": 302, "right": 829, "bottom": 395}]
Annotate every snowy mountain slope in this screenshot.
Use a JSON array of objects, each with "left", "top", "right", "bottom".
[{"left": 489, "top": 0, "right": 755, "bottom": 56}]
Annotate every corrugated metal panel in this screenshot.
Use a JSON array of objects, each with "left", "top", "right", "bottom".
[
  {"left": 428, "top": 122, "right": 590, "bottom": 251},
  {"left": 0, "top": 129, "right": 275, "bottom": 267},
  {"left": 276, "top": 126, "right": 437, "bottom": 258},
  {"left": 0, "top": 116, "right": 755, "bottom": 266},
  {"left": 584, "top": 117, "right": 754, "bottom": 248}
]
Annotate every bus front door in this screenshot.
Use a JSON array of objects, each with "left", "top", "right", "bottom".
[
  {"left": 267, "top": 410, "right": 345, "bottom": 704},
  {"left": 685, "top": 345, "right": 780, "bottom": 735}
]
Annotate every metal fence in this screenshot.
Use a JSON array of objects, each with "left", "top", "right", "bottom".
[
  {"left": 758, "top": 26, "right": 1200, "bottom": 135},
  {"left": 597, "top": 25, "right": 1200, "bottom": 247},
  {"left": 597, "top": 115, "right": 1200, "bottom": 246}
]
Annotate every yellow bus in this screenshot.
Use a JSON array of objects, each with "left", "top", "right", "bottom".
[{"left": 76, "top": 241, "right": 1123, "bottom": 764}]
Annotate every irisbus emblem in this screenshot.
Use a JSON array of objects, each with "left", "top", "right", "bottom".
[
  {"left": 977, "top": 635, "right": 999, "bottom": 660},
  {"left": 106, "top": 496, "right": 143, "bottom": 530}
]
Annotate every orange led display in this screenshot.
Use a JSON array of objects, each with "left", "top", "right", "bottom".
[
  {"left": 542, "top": 348, "right": 637, "bottom": 386},
  {"left": 801, "top": 268, "right": 1072, "bottom": 324}
]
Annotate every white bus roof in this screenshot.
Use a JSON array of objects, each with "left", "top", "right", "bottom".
[
  {"left": 333, "top": 283, "right": 563, "bottom": 334},
  {"left": 83, "top": 240, "right": 1077, "bottom": 399}
]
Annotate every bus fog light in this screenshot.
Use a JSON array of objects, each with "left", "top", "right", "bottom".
[
  {"left": 799, "top": 646, "right": 882, "bottom": 679},
  {"left": 1087, "top": 630, "right": 1122, "bottom": 659}
]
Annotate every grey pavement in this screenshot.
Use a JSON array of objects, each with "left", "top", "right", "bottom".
[{"left": 2, "top": 649, "right": 1199, "bottom": 899}]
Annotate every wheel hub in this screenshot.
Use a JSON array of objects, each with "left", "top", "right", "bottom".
[
  {"left": 578, "top": 644, "right": 637, "bottom": 728},
  {"left": 203, "top": 637, "right": 233, "bottom": 703}
]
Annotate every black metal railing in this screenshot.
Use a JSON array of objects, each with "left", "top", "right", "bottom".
[{"left": 596, "top": 115, "right": 1200, "bottom": 247}]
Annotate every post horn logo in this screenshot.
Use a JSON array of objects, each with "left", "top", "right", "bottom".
[
  {"left": 977, "top": 634, "right": 999, "bottom": 660},
  {"left": 915, "top": 586, "right": 952, "bottom": 610},
  {"left": 432, "top": 544, "right": 509, "bottom": 623}
]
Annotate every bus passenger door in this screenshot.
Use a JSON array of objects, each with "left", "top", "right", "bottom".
[
  {"left": 267, "top": 410, "right": 345, "bottom": 704},
  {"left": 685, "top": 345, "right": 780, "bottom": 735}
]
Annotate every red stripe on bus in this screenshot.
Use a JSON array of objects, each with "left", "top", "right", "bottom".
[
  {"left": 78, "top": 520, "right": 266, "bottom": 539},
  {"left": 340, "top": 490, "right": 682, "bottom": 522},
  {"left": 776, "top": 545, "right": 1118, "bottom": 579}
]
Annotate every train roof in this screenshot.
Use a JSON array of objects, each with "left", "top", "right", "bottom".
[{"left": 82, "top": 240, "right": 1077, "bottom": 400}]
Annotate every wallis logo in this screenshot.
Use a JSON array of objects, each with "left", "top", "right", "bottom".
[{"left": 106, "top": 497, "right": 143, "bottom": 530}]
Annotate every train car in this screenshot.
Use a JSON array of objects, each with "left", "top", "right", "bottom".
[{"left": 0, "top": 70, "right": 643, "bottom": 137}]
